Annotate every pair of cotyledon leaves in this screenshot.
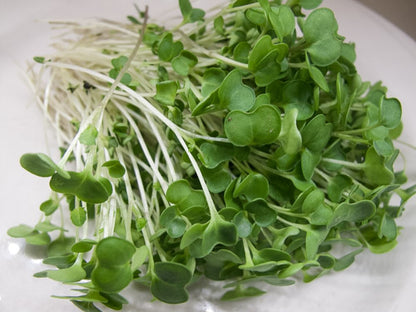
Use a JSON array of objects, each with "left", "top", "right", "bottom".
[{"left": 20, "top": 152, "right": 125, "bottom": 205}]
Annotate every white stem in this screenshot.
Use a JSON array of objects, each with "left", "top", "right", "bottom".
[
  {"left": 45, "top": 61, "right": 217, "bottom": 213},
  {"left": 115, "top": 102, "right": 169, "bottom": 192}
]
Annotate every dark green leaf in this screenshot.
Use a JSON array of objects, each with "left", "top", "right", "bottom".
[
  {"left": 95, "top": 237, "right": 136, "bottom": 267},
  {"left": 50, "top": 170, "right": 112, "bottom": 204},
  {"left": 20, "top": 153, "right": 57, "bottom": 177},
  {"left": 103, "top": 160, "right": 126, "bottom": 178}
]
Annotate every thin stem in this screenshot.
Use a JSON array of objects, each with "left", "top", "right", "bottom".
[
  {"left": 333, "top": 124, "right": 379, "bottom": 135},
  {"left": 321, "top": 157, "right": 365, "bottom": 170},
  {"left": 332, "top": 132, "right": 369, "bottom": 144},
  {"left": 395, "top": 139, "right": 416, "bottom": 150},
  {"left": 96, "top": 6, "right": 149, "bottom": 130}
]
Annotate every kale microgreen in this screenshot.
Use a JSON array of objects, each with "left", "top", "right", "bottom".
[{"left": 10, "top": 0, "right": 414, "bottom": 310}]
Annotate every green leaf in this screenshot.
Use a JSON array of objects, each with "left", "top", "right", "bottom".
[
  {"left": 303, "top": 8, "right": 342, "bottom": 66},
  {"left": 232, "top": 211, "right": 252, "bottom": 238},
  {"left": 102, "top": 160, "right": 126, "bottom": 178},
  {"left": 179, "top": 0, "right": 205, "bottom": 23},
  {"left": 221, "top": 286, "right": 266, "bottom": 301},
  {"left": 245, "top": 8, "right": 267, "bottom": 27},
  {"left": 301, "top": 148, "right": 321, "bottom": 181},
  {"left": 111, "top": 55, "right": 128, "bottom": 70},
  {"left": 34, "top": 221, "right": 64, "bottom": 233},
  {"left": 40, "top": 199, "right": 59, "bottom": 216},
  {"left": 95, "top": 237, "right": 136, "bottom": 267},
  {"left": 327, "top": 174, "right": 352, "bottom": 203},
  {"left": 166, "top": 216, "right": 187, "bottom": 238},
  {"left": 50, "top": 170, "right": 112, "bottom": 204},
  {"left": 165, "top": 179, "right": 207, "bottom": 211},
  {"left": 33, "top": 56, "right": 46, "bottom": 64},
  {"left": 79, "top": 124, "right": 98, "bottom": 146},
  {"left": 171, "top": 50, "right": 198, "bottom": 76},
  {"left": 180, "top": 222, "right": 207, "bottom": 249},
  {"left": 48, "top": 235, "right": 76, "bottom": 256},
  {"left": 374, "top": 138, "right": 394, "bottom": 157},
  {"left": 282, "top": 80, "right": 314, "bottom": 120},
  {"left": 334, "top": 249, "right": 363, "bottom": 271},
  {"left": 71, "top": 207, "right": 87, "bottom": 227},
  {"left": 248, "top": 36, "right": 288, "bottom": 86},
  {"left": 268, "top": 5, "right": 295, "bottom": 41},
  {"left": 47, "top": 263, "right": 86, "bottom": 283},
  {"left": 25, "top": 232, "right": 51, "bottom": 245},
  {"left": 201, "top": 68, "right": 226, "bottom": 97},
  {"left": 179, "top": 0, "right": 192, "bottom": 18},
  {"left": 199, "top": 142, "right": 235, "bottom": 168},
  {"left": 20, "top": 153, "right": 57, "bottom": 177},
  {"left": 305, "top": 227, "right": 328, "bottom": 259},
  {"left": 193, "top": 70, "right": 255, "bottom": 115},
  {"left": 330, "top": 200, "right": 376, "bottom": 227},
  {"left": 277, "top": 262, "right": 304, "bottom": 278},
  {"left": 131, "top": 245, "right": 149, "bottom": 271},
  {"left": 380, "top": 97, "right": 401, "bottom": 129},
  {"left": 309, "top": 205, "right": 333, "bottom": 226},
  {"left": 362, "top": 147, "right": 394, "bottom": 186},
  {"left": 204, "top": 249, "right": 243, "bottom": 280},
  {"left": 71, "top": 301, "right": 102, "bottom": 312},
  {"left": 308, "top": 64, "right": 329, "bottom": 92},
  {"left": 278, "top": 108, "right": 302, "bottom": 155},
  {"left": 214, "top": 16, "right": 225, "bottom": 34},
  {"left": 302, "top": 188, "right": 324, "bottom": 214},
  {"left": 100, "top": 292, "right": 129, "bottom": 310},
  {"left": 189, "top": 8, "right": 205, "bottom": 23},
  {"left": 72, "top": 239, "right": 97, "bottom": 253},
  {"left": 378, "top": 212, "right": 398, "bottom": 241},
  {"left": 151, "top": 262, "right": 192, "bottom": 304},
  {"left": 157, "top": 33, "right": 183, "bottom": 62},
  {"left": 7, "top": 224, "right": 35, "bottom": 238},
  {"left": 203, "top": 166, "right": 232, "bottom": 194},
  {"left": 224, "top": 105, "right": 281, "bottom": 146},
  {"left": 233, "top": 173, "right": 269, "bottom": 201},
  {"left": 203, "top": 217, "right": 238, "bottom": 251},
  {"left": 43, "top": 254, "right": 76, "bottom": 268},
  {"left": 233, "top": 42, "right": 251, "bottom": 64},
  {"left": 218, "top": 70, "right": 256, "bottom": 111},
  {"left": 300, "top": 0, "right": 323, "bottom": 9},
  {"left": 53, "top": 291, "right": 108, "bottom": 303},
  {"left": 92, "top": 264, "right": 132, "bottom": 293},
  {"left": 301, "top": 114, "right": 332, "bottom": 152},
  {"left": 160, "top": 206, "right": 177, "bottom": 227},
  {"left": 245, "top": 199, "right": 277, "bottom": 227},
  {"left": 154, "top": 80, "right": 178, "bottom": 106}
]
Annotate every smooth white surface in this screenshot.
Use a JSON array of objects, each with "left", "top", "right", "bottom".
[{"left": 1, "top": 1, "right": 415, "bottom": 311}]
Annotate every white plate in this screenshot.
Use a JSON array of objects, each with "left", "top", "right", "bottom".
[{"left": 1, "top": 1, "right": 415, "bottom": 311}]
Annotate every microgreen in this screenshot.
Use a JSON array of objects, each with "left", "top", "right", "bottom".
[
  {"left": 10, "top": 0, "right": 414, "bottom": 310},
  {"left": 303, "top": 8, "right": 342, "bottom": 66},
  {"left": 224, "top": 105, "right": 281, "bottom": 146},
  {"left": 248, "top": 36, "right": 288, "bottom": 86}
]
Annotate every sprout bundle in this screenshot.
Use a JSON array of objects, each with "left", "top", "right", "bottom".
[{"left": 8, "top": 0, "right": 415, "bottom": 310}]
